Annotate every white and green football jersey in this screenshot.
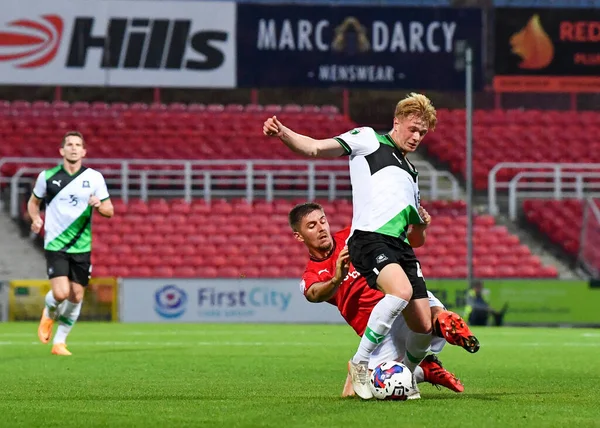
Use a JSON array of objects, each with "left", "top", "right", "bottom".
[
  {"left": 32, "top": 165, "right": 109, "bottom": 253},
  {"left": 334, "top": 127, "right": 423, "bottom": 243}
]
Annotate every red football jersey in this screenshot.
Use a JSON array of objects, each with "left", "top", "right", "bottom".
[{"left": 300, "top": 227, "right": 384, "bottom": 336}]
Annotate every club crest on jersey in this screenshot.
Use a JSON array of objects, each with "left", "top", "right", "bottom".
[
  {"left": 82, "top": 180, "right": 90, "bottom": 188},
  {"left": 376, "top": 254, "right": 388, "bottom": 264}
]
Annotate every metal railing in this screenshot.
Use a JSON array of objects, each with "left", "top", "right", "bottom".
[
  {"left": 506, "top": 171, "right": 600, "bottom": 221},
  {"left": 488, "top": 163, "right": 600, "bottom": 217},
  {"left": 1, "top": 157, "right": 460, "bottom": 218},
  {"left": 578, "top": 198, "right": 600, "bottom": 278}
]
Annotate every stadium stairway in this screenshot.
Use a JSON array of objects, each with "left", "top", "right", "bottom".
[
  {"left": 492, "top": 213, "right": 578, "bottom": 279},
  {"left": 0, "top": 211, "right": 46, "bottom": 280},
  {"left": 409, "top": 150, "right": 466, "bottom": 200}
]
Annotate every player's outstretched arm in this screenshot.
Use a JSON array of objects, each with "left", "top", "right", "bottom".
[
  {"left": 305, "top": 247, "right": 350, "bottom": 302},
  {"left": 263, "top": 115, "right": 346, "bottom": 158},
  {"left": 408, "top": 206, "right": 431, "bottom": 248}
]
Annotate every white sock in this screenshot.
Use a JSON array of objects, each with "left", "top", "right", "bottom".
[
  {"left": 402, "top": 331, "right": 432, "bottom": 373},
  {"left": 413, "top": 365, "right": 425, "bottom": 383},
  {"left": 53, "top": 300, "right": 82, "bottom": 345},
  {"left": 45, "top": 291, "right": 59, "bottom": 316},
  {"left": 352, "top": 295, "right": 408, "bottom": 363}
]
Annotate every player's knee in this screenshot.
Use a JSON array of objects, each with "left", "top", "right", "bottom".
[
  {"left": 53, "top": 289, "right": 69, "bottom": 301},
  {"left": 383, "top": 285, "right": 412, "bottom": 301},
  {"left": 391, "top": 287, "right": 412, "bottom": 301}
]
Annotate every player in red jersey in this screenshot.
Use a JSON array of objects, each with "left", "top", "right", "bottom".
[{"left": 289, "top": 202, "right": 479, "bottom": 397}]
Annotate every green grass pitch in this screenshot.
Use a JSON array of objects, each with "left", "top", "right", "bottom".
[{"left": 1, "top": 323, "right": 599, "bottom": 427}]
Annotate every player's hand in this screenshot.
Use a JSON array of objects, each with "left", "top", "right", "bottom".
[
  {"left": 263, "top": 115, "right": 284, "bottom": 137},
  {"left": 88, "top": 195, "right": 101, "bottom": 208},
  {"left": 31, "top": 217, "right": 43, "bottom": 234},
  {"left": 418, "top": 206, "right": 431, "bottom": 227},
  {"left": 333, "top": 246, "right": 351, "bottom": 284}
]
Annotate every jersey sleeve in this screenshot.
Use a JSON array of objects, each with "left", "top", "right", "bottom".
[
  {"left": 94, "top": 172, "right": 110, "bottom": 201},
  {"left": 333, "top": 127, "right": 379, "bottom": 157},
  {"left": 300, "top": 271, "right": 320, "bottom": 296},
  {"left": 300, "top": 265, "right": 335, "bottom": 297},
  {"left": 32, "top": 171, "right": 46, "bottom": 199}
]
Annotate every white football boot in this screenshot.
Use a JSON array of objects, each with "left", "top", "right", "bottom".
[{"left": 347, "top": 360, "right": 373, "bottom": 400}]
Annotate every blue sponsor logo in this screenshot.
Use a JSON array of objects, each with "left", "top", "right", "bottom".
[
  {"left": 154, "top": 284, "right": 188, "bottom": 319},
  {"left": 197, "top": 287, "right": 292, "bottom": 318}
]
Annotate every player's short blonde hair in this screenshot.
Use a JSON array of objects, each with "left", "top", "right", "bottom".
[{"left": 394, "top": 93, "right": 437, "bottom": 131}]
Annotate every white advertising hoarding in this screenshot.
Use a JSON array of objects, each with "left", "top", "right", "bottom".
[
  {"left": 1, "top": 0, "right": 236, "bottom": 87},
  {"left": 120, "top": 278, "right": 345, "bottom": 324}
]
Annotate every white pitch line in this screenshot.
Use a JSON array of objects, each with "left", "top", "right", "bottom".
[
  {"left": 0, "top": 340, "right": 332, "bottom": 347},
  {"left": 126, "top": 330, "right": 276, "bottom": 336},
  {"left": 0, "top": 330, "right": 284, "bottom": 338},
  {"left": 0, "top": 333, "right": 39, "bottom": 337}
]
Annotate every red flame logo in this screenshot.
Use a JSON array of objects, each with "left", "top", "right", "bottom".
[{"left": 0, "top": 15, "right": 63, "bottom": 68}]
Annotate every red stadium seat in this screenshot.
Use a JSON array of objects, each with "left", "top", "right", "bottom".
[
  {"left": 260, "top": 266, "right": 282, "bottom": 277},
  {"left": 152, "top": 266, "right": 174, "bottom": 277},
  {"left": 197, "top": 266, "right": 218, "bottom": 278},
  {"left": 219, "top": 266, "right": 241, "bottom": 278},
  {"left": 92, "top": 266, "right": 110, "bottom": 277},
  {"left": 523, "top": 199, "right": 587, "bottom": 258},
  {"left": 178, "top": 266, "right": 197, "bottom": 278},
  {"left": 129, "top": 266, "right": 152, "bottom": 277}
]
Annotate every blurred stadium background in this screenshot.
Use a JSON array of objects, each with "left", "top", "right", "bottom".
[{"left": 1, "top": 0, "right": 599, "bottom": 327}]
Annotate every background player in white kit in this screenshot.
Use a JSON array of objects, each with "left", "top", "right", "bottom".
[{"left": 28, "top": 131, "right": 114, "bottom": 356}]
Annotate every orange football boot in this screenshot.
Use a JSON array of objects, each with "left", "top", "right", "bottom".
[
  {"left": 51, "top": 343, "right": 72, "bottom": 356},
  {"left": 435, "top": 310, "right": 480, "bottom": 353},
  {"left": 37, "top": 308, "right": 54, "bottom": 344},
  {"left": 420, "top": 354, "right": 464, "bottom": 393}
]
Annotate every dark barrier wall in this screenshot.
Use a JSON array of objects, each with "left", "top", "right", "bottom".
[{"left": 237, "top": 5, "right": 483, "bottom": 90}]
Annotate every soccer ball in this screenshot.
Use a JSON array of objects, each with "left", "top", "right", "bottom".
[{"left": 369, "top": 360, "right": 413, "bottom": 401}]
